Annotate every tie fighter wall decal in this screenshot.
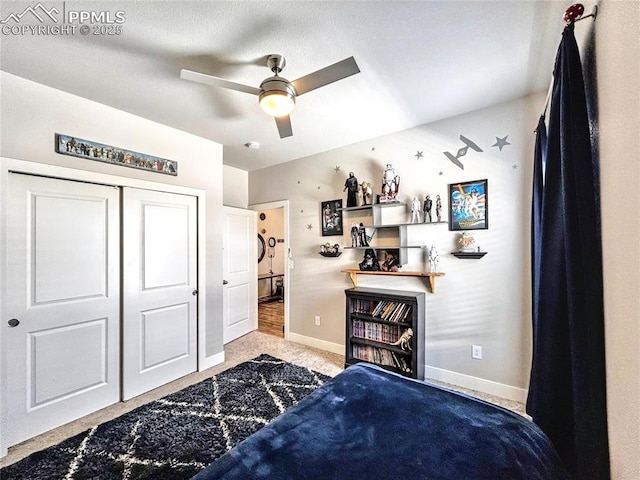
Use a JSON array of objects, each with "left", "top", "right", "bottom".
[{"left": 444, "top": 135, "right": 484, "bottom": 170}]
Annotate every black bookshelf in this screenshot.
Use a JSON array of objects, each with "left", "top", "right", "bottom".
[{"left": 345, "top": 287, "right": 425, "bottom": 379}]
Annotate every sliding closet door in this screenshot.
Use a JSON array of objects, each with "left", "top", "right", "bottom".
[
  {"left": 5, "top": 173, "right": 121, "bottom": 447},
  {"left": 122, "top": 188, "right": 198, "bottom": 400}
]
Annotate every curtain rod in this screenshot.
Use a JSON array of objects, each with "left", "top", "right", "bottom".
[{"left": 538, "top": 3, "right": 598, "bottom": 123}]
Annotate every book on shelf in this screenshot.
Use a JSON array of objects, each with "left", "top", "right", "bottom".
[
  {"left": 351, "top": 344, "right": 412, "bottom": 373},
  {"left": 390, "top": 351, "right": 410, "bottom": 372},
  {"left": 369, "top": 301, "right": 412, "bottom": 322},
  {"left": 352, "top": 319, "right": 402, "bottom": 344}
]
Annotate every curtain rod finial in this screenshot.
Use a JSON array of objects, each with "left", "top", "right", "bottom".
[
  {"left": 564, "top": 3, "right": 585, "bottom": 25},
  {"left": 564, "top": 3, "right": 597, "bottom": 25}
]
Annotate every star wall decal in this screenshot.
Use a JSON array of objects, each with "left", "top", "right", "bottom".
[
  {"left": 512, "top": 164, "right": 519, "bottom": 169},
  {"left": 492, "top": 135, "right": 511, "bottom": 151},
  {"left": 334, "top": 166, "right": 341, "bottom": 173},
  {"left": 415, "top": 151, "right": 424, "bottom": 160},
  {"left": 307, "top": 224, "right": 313, "bottom": 230},
  {"left": 439, "top": 171, "right": 444, "bottom": 176}
]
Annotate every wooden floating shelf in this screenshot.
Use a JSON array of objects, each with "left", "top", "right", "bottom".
[
  {"left": 452, "top": 252, "right": 488, "bottom": 259},
  {"left": 318, "top": 251, "right": 342, "bottom": 257},
  {"left": 341, "top": 269, "right": 445, "bottom": 293}
]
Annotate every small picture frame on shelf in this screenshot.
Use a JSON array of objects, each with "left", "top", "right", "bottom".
[
  {"left": 448, "top": 179, "right": 488, "bottom": 231},
  {"left": 321, "top": 199, "right": 344, "bottom": 236},
  {"left": 378, "top": 249, "right": 401, "bottom": 272}
]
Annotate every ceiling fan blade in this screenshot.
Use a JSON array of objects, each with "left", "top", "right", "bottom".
[
  {"left": 275, "top": 115, "right": 293, "bottom": 138},
  {"left": 180, "top": 69, "right": 261, "bottom": 95},
  {"left": 292, "top": 57, "right": 360, "bottom": 96}
]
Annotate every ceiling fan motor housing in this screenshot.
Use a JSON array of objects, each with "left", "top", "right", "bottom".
[
  {"left": 266, "top": 54, "right": 287, "bottom": 74},
  {"left": 259, "top": 76, "right": 297, "bottom": 99}
]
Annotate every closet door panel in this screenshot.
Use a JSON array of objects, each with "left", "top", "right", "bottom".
[
  {"left": 122, "top": 188, "right": 197, "bottom": 400},
  {"left": 5, "top": 174, "right": 120, "bottom": 447}
]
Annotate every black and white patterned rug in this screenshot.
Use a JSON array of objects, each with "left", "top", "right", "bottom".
[{"left": 1, "top": 354, "right": 330, "bottom": 480}]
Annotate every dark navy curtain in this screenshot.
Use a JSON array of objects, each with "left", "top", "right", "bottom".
[
  {"left": 531, "top": 114, "right": 546, "bottom": 338},
  {"left": 527, "top": 24, "right": 610, "bottom": 480}
]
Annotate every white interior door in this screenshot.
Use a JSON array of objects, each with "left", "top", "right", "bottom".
[
  {"left": 122, "top": 188, "right": 197, "bottom": 400},
  {"left": 223, "top": 207, "right": 257, "bottom": 344},
  {"left": 5, "top": 173, "right": 121, "bottom": 447}
]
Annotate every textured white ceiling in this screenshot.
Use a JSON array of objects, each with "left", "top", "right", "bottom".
[{"left": 0, "top": 1, "right": 577, "bottom": 171}]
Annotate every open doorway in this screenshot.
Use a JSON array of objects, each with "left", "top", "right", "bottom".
[{"left": 251, "top": 201, "right": 289, "bottom": 339}]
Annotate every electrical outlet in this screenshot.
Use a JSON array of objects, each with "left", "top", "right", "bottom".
[
  {"left": 315, "top": 315, "right": 321, "bottom": 326},
  {"left": 472, "top": 345, "right": 483, "bottom": 360}
]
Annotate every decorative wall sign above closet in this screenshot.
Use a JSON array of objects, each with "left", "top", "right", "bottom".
[{"left": 55, "top": 133, "right": 178, "bottom": 176}]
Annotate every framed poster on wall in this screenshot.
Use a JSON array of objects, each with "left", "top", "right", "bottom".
[
  {"left": 321, "top": 199, "right": 344, "bottom": 236},
  {"left": 448, "top": 179, "right": 488, "bottom": 231}
]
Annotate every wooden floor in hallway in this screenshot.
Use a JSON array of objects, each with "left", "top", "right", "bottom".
[{"left": 258, "top": 300, "right": 284, "bottom": 338}]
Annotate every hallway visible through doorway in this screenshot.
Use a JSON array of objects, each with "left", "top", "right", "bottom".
[
  {"left": 258, "top": 301, "right": 284, "bottom": 338},
  {"left": 254, "top": 203, "right": 286, "bottom": 338}
]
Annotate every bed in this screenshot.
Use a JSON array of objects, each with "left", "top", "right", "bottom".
[{"left": 192, "top": 363, "right": 569, "bottom": 480}]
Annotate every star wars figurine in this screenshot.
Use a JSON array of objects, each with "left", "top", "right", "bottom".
[
  {"left": 360, "top": 181, "right": 373, "bottom": 205},
  {"left": 423, "top": 195, "right": 433, "bottom": 223},
  {"left": 381, "top": 163, "right": 400, "bottom": 202},
  {"left": 411, "top": 196, "right": 421, "bottom": 223},
  {"left": 428, "top": 245, "right": 439, "bottom": 273},
  {"left": 435, "top": 195, "right": 443, "bottom": 222},
  {"left": 343, "top": 172, "right": 359, "bottom": 207},
  {"left": 458, "top": 231, "right": 476, "bottom": 252},
  {"left": 358, "top": 222, "right": 369, "bottom": 247},
  {"left": 359, "top": 249, "right": 380, "bottom": 271},
  {"left": 350, "top": 223, "right": 359, "bottom": 247}
]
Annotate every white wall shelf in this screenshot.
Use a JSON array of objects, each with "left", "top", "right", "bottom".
[{"left": 343, "top": 202, "right": 442, "bottom": 265}]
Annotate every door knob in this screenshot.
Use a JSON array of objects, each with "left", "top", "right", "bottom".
[
  {"left": 223, "top": 280, "right": 228, "bottom": 285},
  {"left": 8, "top": 318, "right": 20, "bottom": 327},
  {"left": 192, "top": 290, "right": 198, "bottom": 296}
]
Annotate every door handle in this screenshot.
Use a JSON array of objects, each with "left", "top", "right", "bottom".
[
  {"left": 223, "top": 280, "right": 228, "bottom": 285},
  {"left": 192, "top": 290, "right": 198, "bottom": 296},
  {"left": 8, "top": 318, "right": 20, "bottom": 327}
]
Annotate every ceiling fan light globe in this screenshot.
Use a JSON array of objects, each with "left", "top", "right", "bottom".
[
  {"left": 259, "top": 76, "right": 296, "bottom": 117},
  {"left": 259, "top": 90, "right": 295, "bottom": 117}
]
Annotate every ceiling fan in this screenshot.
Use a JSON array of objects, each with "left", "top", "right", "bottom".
[{"left": 180, "top": 55, "right": 360, "bottom": 138}]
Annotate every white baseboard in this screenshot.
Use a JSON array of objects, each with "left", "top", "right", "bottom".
[
  {"left": 282, "top": 334, "right": 526, "bottom": 403},
  {"left": 424, "top": 366, "right": 528, "bottom": 403},
  {"left": 199, "top": 351, "right": 225, "bottom": 371},
  {"left": 287, "top": 332, "right": 344, "bottom": 355}
]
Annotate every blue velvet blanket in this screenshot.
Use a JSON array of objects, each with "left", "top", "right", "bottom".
[{"left": 192, "top": 363, "right": 569, "bottom": 480}]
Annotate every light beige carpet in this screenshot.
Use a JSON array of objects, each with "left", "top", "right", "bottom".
[{"left": 1, "top": 331, "right": 524, "bottom": 468}]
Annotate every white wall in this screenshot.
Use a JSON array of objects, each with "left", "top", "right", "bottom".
[
  {"left": 597, "top": 2, "right": 640, "bottom": 479},
  {"left": 250, "top": 93, "right": 544, "bottom": 400},
  {"left": 223, "top": 165, "right": 248, "bottom": 208},
  {"left": 0, "top": 72, "right": 226, "bottom": 360}
]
